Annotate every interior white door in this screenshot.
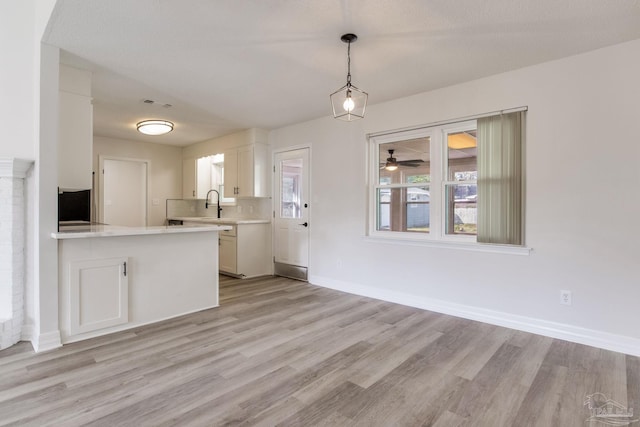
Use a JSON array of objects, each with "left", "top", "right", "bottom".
[
  {"left": 102, "top": 158, "right": 147, "bottom": 226},
  {"left": 274, "top": 148, "right": 309, "bottom": 278}
]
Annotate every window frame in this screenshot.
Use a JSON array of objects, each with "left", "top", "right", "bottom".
[
  {"left": 440, "top": 120, "right": 478, "bottom": 244},
  {"left": 367, "top": 116, "right": 529, "bottom": 254},
  {"left": 369, "top": 128, "right": 436, "bottom": 240}
]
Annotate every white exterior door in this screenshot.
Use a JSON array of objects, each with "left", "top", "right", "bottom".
[{"left": 274, "top": 148, "right": 309, "bottom": 280}]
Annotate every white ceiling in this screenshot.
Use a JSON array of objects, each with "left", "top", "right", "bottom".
[{"left": 43, "top": 0, "right": 640, "bottom": 146}]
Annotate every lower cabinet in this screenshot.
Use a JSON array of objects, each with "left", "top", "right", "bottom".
[
  {"left": 181, "top": 220, "right": 271, "bottom": 278},
  {"left": 218, "top": 223, "right": 271, "bottom": 278},
  {"left": 219, "top": 234, "right": 237, "bottom": 273},
  {"left": 68, "top": 257, "right": 129, "bottom": 335}
]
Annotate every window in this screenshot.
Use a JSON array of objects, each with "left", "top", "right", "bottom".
[
  {"left": 444, "top": 128, "right": 477, "bottom": 237},
  {"left": 369, "top": 111, "right": 524, "bottom": 246},
  {"left": 197, "top": 154, "right": 235, "bottom": 204},
  {"left": 280, "top": 158, "right": 302, "bottom": 218},
  {"left": 376, "top": 137, "right": 431, "bottom": 233}
]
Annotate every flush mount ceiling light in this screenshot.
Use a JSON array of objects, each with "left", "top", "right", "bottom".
[
  {"left": 330, "top": 33, "right": 368, "bottom": 121},
  {"left": 136, "top": 120, "right": 174, "bottom": 136}
]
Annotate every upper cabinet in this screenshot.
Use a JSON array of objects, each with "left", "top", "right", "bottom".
[
  {"left": 224, "top": 143, "right": 268, "bottom": 198},
  {"left": 182, "top": 128, "right": 270, "bottom": 200},
  {"left": 58, "top": 65, "right": 93, "bottom": 190},
  {"left": 182, "top": 157, "right": 197, "bottom": 199}
]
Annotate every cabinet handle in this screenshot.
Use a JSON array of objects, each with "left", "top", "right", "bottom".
[{"left": 123, "top": 261, "right": 127, "bottom": 277}]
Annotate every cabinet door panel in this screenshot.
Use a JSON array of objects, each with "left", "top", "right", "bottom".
[
  {"left": 59, "top": 91, "right": 93, "bottom": 189},
  {"left": 183, "top": 158, "right": 197, "bottom": 199},
  {"left": 223, "top": 149, "right": 239, "bottom": 198},
  {"left": 69, "top": 257, "right": 128, "bottom": 335},
  {"left": 236, "top": 146, "right": 254, "bottom": 197},
  {"left": 219, "top": 236, "right": 237, "bottom": 274}
]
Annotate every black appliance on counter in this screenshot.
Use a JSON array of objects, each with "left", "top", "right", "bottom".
[{"left": 58, "top": 189, "right": 91, "bottom": 228}]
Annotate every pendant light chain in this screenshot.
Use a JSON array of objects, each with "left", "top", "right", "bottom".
[{"left": 346, "top": 41, "right": 352, "bottom": 87}]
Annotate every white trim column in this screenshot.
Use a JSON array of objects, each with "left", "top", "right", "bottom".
[{"left": 0, "top": 158, "right": 33, "bottom": 350}]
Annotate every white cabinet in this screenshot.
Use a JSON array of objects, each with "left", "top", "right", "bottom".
[
  {"left": 57, "top": 231, "right": 219, "bottom": 344},
  {"left": 183, "top": 158, "right": 197, "bottom": 199},
  {"left": 223, "top": 149, "right": 239, "bottom": 198},
  {"left": 58, "top": 90, "right": 93, "bottom": 189},
  {"left": 68, "top": 257, "right": 128, "bottom": 335},
  {"left": 218, "top": 223, "right": 271, "bottom": 278},
  {"left": 223, "top": 144, "right": 268, "bottom": 198},
  {"left": 219, "top": 234, "right": 237, "bottom": 273}
]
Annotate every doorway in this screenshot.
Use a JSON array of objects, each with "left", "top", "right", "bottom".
[
  {"left": 99, "top": 157, "right": 148, "bottom": 227},
  {"left": 274, "top": 148, "right": 310, "bottom": 281}
]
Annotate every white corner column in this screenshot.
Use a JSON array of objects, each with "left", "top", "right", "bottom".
[{"left": 0, "top": 158, "right": 33, "bottom": 350}]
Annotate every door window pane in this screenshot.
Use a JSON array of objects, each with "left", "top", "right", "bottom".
[{"left": 281, "top": 158, "right": 302, "bottom": 218}]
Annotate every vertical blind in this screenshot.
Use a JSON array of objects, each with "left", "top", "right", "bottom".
[{"left": 477, "top": 111, "right": 524, "bottom": 245}]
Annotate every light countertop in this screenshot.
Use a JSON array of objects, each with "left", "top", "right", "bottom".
[
  {"left": 169, "top": 217, "right": 271, "bottom": 225},
  {"left": 52, "top": 223, "right": 232, "bottom": 240}
]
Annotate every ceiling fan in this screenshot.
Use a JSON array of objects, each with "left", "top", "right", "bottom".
[{"left": 381, "top": 149, "right": 424, "bottom": 171}]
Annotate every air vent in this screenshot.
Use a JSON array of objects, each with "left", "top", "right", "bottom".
[{"left": 142, "top": 99, "right": 172, "bottom": 108}]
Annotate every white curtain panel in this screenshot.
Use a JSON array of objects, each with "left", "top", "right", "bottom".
[{"left": 477, "top": 111, "right": 524, "bottom": 245}]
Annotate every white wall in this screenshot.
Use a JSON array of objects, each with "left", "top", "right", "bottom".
[
  {"left": 182, "top": 128, "right": 268, "bottom": 160},
  {"left": 270, "top": 39, "right": 640, "bottom": 355},
  {"left": 0, "top": 1, "right": 37, "bottom": 159},
  {"left": 1, "top": 0, "right": 62, "bottom": 352},
  {"left": 94, "top": 136, "right": 183, "bottom": 226}
]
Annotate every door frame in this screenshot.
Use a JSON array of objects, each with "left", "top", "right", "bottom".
[
  {"left": 272, "top": 145, "right": 311, "bottom": 280},
  {"left": 98, "top": 155, "right": 150, "bottom": 226}
]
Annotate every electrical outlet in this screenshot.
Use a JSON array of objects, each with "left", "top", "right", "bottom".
[{"left": 560, "top": 290, "right": 572, "bottom": 306}]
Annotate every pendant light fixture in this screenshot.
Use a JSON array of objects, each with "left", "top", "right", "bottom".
[
  {"left": 136, "top": 120, "right": 174, "bottom": 136},
  {"left": 330, "top": 33, "right": 368, "bottom": 121}
]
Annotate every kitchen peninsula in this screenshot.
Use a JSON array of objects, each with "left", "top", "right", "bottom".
[
  {"left": 168, "top": 217, "right": 272, "bottom": 278},
  {"left": 51, "top": 223, "right": 230, "bottom": 344}
]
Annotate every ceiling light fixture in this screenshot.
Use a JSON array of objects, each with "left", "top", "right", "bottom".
[
  {"left": 384, "top": 149, "right": 399, "bottom": 171},
  {"left": 136, "top": 120, "right": 174, "bottom": 136},
  {"left": 330, "top": 33, "right": 368, "bottom": 121}
]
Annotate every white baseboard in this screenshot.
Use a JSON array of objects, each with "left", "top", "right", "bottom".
[
  {"left": 32, "top": 330, "right": 62, "bottom": 353},
  {"left": 309, "top": 275, "right": 640, "bottom": 357},
  {"left": 61, "top": 304, "right": 220, "bottom": 345}
]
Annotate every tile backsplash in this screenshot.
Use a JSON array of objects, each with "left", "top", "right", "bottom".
[{"left": 166, "top": 198, "right": 271, "bottom": 222}]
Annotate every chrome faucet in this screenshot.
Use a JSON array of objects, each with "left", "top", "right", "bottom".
[{"left": 205, "top": 189, "right": 222, "bottom": 218}]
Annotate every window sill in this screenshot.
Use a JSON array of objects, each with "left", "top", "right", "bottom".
[{"left": 363, "top": 235, "right": 531, "bottom": 255}]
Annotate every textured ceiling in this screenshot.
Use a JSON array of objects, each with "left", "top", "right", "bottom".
[{"left": 44, "top": 0, "right": 640, "bottom": 146}]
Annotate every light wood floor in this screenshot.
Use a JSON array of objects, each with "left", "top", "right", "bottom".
[{"left": 1, "top": 275, "right": 638, "bottom": 426}]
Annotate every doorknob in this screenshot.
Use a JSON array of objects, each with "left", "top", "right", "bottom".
[{"left": 299, "top": 222, "right": 308, "bottom": 227}]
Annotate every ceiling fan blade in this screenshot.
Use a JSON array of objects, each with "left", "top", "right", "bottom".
[{"left": 396, "top": 159, "right": 425, "bottom": 167}]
